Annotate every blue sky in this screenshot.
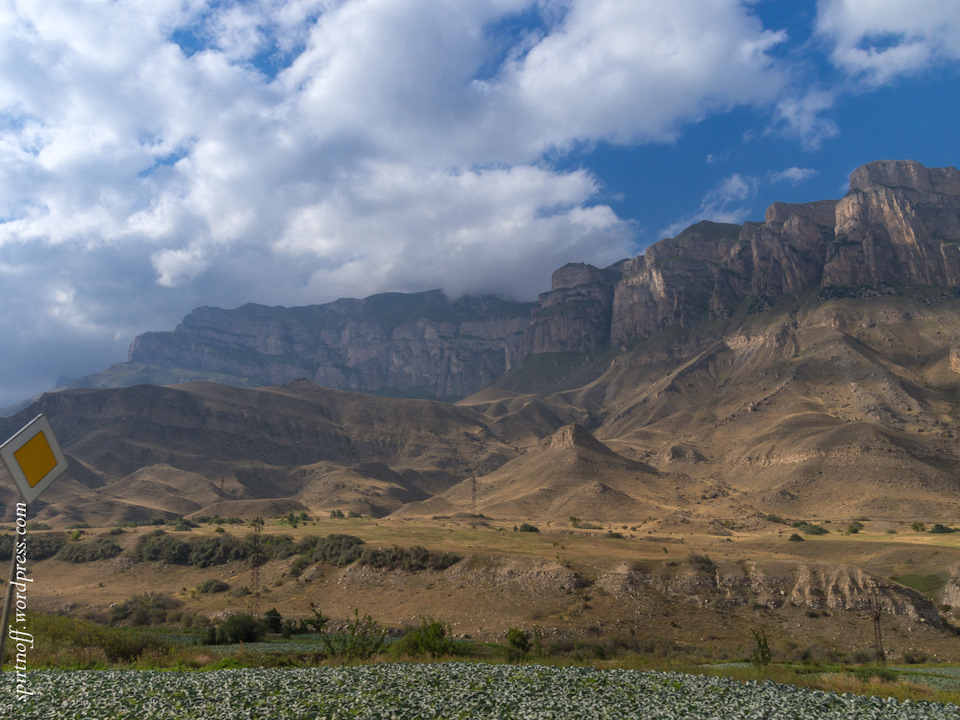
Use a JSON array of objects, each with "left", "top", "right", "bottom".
[{"left": 1, "top": 0, "right": 959, "bottom": 407}]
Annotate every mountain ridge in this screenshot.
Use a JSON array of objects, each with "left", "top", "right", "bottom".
[{"left": 42, "top": 159, "right": 959, "bottom": 407}]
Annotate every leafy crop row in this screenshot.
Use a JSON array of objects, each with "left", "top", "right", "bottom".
[{"left": 6, "top": 664, "right": 960, "bottom": 719}]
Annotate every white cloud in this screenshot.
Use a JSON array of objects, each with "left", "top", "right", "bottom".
[
  {"left": 660, "top": 173, "right": 759, "bottom": 238},
  {"left": 490, "top": 0, "right": 787, "bottom": 157},
  {"left": 0, "top": 0, "right": 818, "bottom": 401},
  {"left": 817, "top": 0, "right": 960, "bottom": 84},
  {"left": 772, "top": 89, "right": 840, "bottom": 150},
  {"left": 770, "top": 167, "right": 818, "bottom": 185},
  {"left": 274, "top": 162, "right": 632, "bottom": 299}
]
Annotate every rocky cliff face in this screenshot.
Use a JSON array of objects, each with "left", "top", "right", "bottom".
[
  {"left": 118, "top": 160, "right": 960, "bottom": 397},
  {"left": 609, "top": 159, "right": 960, "bottom": 345},
  {"left": 129, "top": 291, "right": 535, "bottom": 400}
]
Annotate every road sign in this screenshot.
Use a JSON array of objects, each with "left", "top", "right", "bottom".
[{"left": 0, "top": 414, "right": 68, "bottom": 503}]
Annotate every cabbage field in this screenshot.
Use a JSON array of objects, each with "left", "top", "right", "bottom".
[{"left": 7, "top": 663, "right": 960, "bottom": 719}]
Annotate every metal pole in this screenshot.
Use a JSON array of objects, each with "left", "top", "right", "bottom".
[{"left": 0, "top": 504, "right": 24, "bottom": 673}]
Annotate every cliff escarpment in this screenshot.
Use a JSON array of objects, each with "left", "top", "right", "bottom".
[
  {"left": 127, "top": 291, "right": 535, "bottom": 400},
  {"left": 85, "top": 160, "right": 960, "bottom": 398}
]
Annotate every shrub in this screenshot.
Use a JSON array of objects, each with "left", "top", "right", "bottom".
[
  {"left": 56, "top": 539, "right": 123, "bottom": 563},
  {"left": 109, "top": 593, "right": 183, "bottom": 626},
  {"left": 749, "top": 627, "right": 771, "bottom": 667},
  {"left": 911, "top": 521, "right": 926, "bottom": 533},
  {"left": 213, "top": 613, "right": 266, "bottom": 644},
  {"left": 793, "top": 521, "right": 828, "bottom": 535},
  {"left": 506, "top": 628, "right": 531, "bottom": 660},
  {"left": 289, "top": 555, "right": 312, "bottom": 578},
  {"left": 134, "top": 531, "right": 191, "bottom": 564},
  {"left": 0, "top": 533, "right": 68, "bottom": 561},
  {"left": 330, "top": 509, "right": 345, "bottom": 519},
  {"left": 320, "top": 609, "right": 385, "bottom": 662},
  {"left": 196, "top": 579, "right": 230, "bottom": 594},
  {"left": 392, "top": 617, "right": 457, "bottom": 658},
  {"left": 30, "top": 613, "right": 168, "bottom": 662},
  {"left": 686, "top": 552, "right": 716, "bottom": 572},
  {"left": 172, "top": 517, "right": 196, "bottom": 531},
  {"left": 788, "top": 533, "right": 804, "bottom": 542},
  {"left": 264, "top": 608, "right": 283, "bottom": 633},
  {"left": 358, "top": 545, "right": 460, "bottom": 572},
  {"left": 230, "top": 585, "right": 251, "bottom": 598},
  {"left": 312, "top": 534, "right": 365, "bottom": 566},
  {"left": 929, "top": 523, "right": 956, "bottom": 534},
  {"left": 517, "top": 523, "right": 540, "bottom": 533},
  {"left": 189, "top": 535, "right": 247, "bottom": 568}
]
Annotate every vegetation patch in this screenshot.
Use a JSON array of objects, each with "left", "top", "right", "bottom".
[
  {"left": 890, "top": 574, "right": 945, "bottom": 594},
  {"left": 56, "top": 538, "right": 123, "bottom": 563}
]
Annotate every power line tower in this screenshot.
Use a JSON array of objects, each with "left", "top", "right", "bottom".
[
  {"left": 870, "top": 584, "right": 886, "bottom": 665},
  {"left": 248, "top": 516, "right": 264, "bottom": 616},
  {"left": 470, "top": 476, "right": 477, "bottom": 528},
  {"left": 216, "top": 474, "right": 225, "bottom": 520}
]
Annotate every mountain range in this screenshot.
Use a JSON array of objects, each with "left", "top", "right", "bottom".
[{"left": 3, "top": 159, "right": 960, "bottom": 529}]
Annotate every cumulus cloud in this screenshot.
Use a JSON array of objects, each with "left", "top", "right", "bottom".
[
  {"left": 0, "top": 0, "right": 811, "bottom": 402},
  {"left": 817, "top": 0, "right": 960, "bottom": 84},
  {"left": 769, "top": 167, "right": 818, "bottom": 185}
]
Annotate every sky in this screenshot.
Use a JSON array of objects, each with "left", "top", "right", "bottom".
[{"left": 1, "top": 0, "right": 959, "bottom": 408}]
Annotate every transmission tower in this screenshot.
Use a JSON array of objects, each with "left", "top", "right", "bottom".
[
  {"left": 216, "top": 474, "right": 225, "bottom": 520},
  {"left": 470, "top": 476, "right": 477, "bottom": 528},
  {"left": 870, "top": 584, "right": 886, "bottom": 665},
  {"left": 248, "top": 517, "right": 264, "bottom": 616}
]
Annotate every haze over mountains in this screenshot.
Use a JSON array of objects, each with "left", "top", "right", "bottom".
[{"left": 4, "top": 160, "right": 960, "bottom": 529}]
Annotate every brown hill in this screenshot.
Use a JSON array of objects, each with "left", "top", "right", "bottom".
[
  {"left": 396, "top": 423, "right": 691, "bottom": 522},
  {"left": 0, "top": 380, "right": 517, "bottom": 525}
]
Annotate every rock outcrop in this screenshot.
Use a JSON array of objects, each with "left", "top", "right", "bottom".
[{"left": 128, "top": 290, "right": 535, "bottom": 400}]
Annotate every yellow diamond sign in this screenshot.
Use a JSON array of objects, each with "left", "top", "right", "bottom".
[{"left": 1, "top": 414, "right": 68, "bottom": 503}]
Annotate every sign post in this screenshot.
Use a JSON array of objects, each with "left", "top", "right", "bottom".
[{"left": 0, "top": 414, "right": 68, "bottom": 672}]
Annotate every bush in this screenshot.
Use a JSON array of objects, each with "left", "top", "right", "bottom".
[
  {"left": 358, "top": 545, "right": 460, "bottom": 572},
  {"left": 320, "top": 609, "right": 385, "bottom": 662},
  {"left": 506, "top": 628, "right": 530, "bottom": 661},
  {"left": 264, "top": 608, "right": 283, "bottom": 633},
  {"left": 929, "top": 523, "right": 957, "bottom": 534},
  {"left": 172, "top": 517, "right": 196, "bottom": 531},
  {"left": 230, "top": 585, "right": 251, "bottom": 598},
  {"left": 793, "top": 521, "right": 828, "bottom": 536},
  {"left": 788, "top": 533, "right": 805, "bottom": 542},
  {"left": 211, "top": 613, "right": 266, "bottom": 644},
  {"left": 517, "top": 523, "right": 540, "bottom": 533},
  {"left": 911, "top": 521, "right": 926, "bottom": 533},
  {"left": 196, "top": 579, "right": 230, "bottom": 594},
  {"left": 30, "top": 613, "right": 168, "bottom": 662},
  {"left": 56, "top": 539, "right": 123, "bottom": 563},
  {"left": 0, "top": 533, "right": 68, "bottom": 561},
  {"left": 392, "top": 617, "right": 457, "bottom": 658},
  {"left": 109, "top": 593, "right": 183, "bottom": 626},
  {"left": 749, "top": 627, "right": 771, "bottom": 667},
  {"left": 686, "top": 552, "right": 716, "bottom": 572},
  {"left": 189, "top": 535, "right": 247, "bottom": 568},
  {"left": 134, "top": 531, "right": 191, "bottom": 564},
  {"left": 312, "top": 534, "right": 365, "bottom": 566}
]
